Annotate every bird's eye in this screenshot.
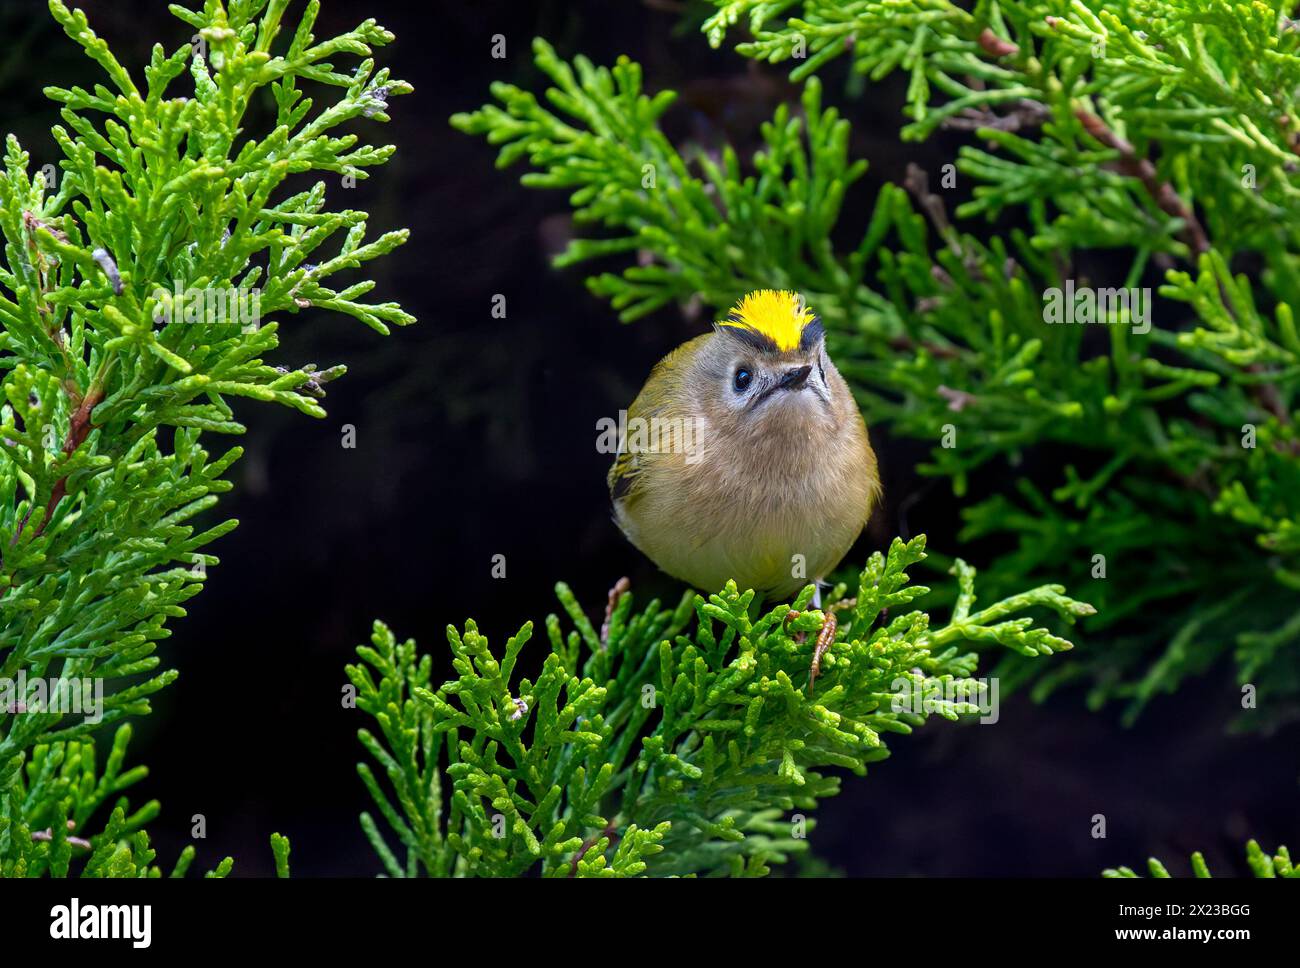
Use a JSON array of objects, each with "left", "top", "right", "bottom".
[{"left": 733, "top": 367, "right": 752, "bottom": 392}]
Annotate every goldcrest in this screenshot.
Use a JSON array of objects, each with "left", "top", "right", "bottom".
[{"left": 609, "top": 290, "right": 880, "bottom": 602}]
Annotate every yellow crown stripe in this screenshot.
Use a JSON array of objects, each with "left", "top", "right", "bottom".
[{"left": 718, "top": 289, "right": 815, "bottom": 352}]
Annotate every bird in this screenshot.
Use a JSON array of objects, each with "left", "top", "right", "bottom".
[{"left": 608, "top": 289, "right": 880, "bottom": 604}]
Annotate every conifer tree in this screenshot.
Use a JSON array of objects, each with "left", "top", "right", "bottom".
[{"left": 0, "top": 0, "right": 410, "bottom": 876}]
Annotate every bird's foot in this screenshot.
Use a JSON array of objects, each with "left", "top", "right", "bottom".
[
  {"left": 783, "top": 608, "right": 808, "bottom": 645},
  {"left": 783, "top": 582, "right": 852, "bottom": 694},
  {"left": 808, "top": 611, "right": 837, "bottom": 696}
]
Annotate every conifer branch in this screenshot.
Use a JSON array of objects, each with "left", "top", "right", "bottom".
[
  {"left": 1, "top": 0, "right": 410, "bottom": 876},
  {"left": 351, "top": 536, "right": 1090, "bottom": 877},
  {"left": 1105, "top": 838, "right": 1298, "bottom": 878},
  {"left": 453, "top": 10, "right": 1300, "bottom": 728}
]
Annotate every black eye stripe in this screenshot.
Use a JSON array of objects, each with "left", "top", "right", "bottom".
[
  {"left": 717, "top": 324, "right": 779, "bottom": 353},
  {"left": 799, "top": 317, "right": 824, "bottom": 351}
]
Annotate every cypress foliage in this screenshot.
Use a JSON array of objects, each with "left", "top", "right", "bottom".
[
  {"left": 452, "top": 2, "right": 1300, "bottom": 730},
  {"left": 1105, "top": 838, "right": 1298, "bottom": 878},
  {"left": 352, "top": 537, "right": 1091, "bottom": 877},
  {"left": 445, "top": 0, "right": 1299, "bottom": 876},
  {"left": 0, "top": 0, "right": 409, "bottom": 876}
]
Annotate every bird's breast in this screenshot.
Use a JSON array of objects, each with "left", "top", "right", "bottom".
[{"left": 617, "top": 411, "right": 878, "bottom": 600}]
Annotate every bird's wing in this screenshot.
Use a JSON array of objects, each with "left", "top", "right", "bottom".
[
  {"left": 606, "top": 389, "right": 665, "bottom": 504},
  {"left": 607, "top": 336, "right": 705, "bottom": 505},
  {"left": 608, "top": 446, "right": 643, "bottom": 501}
]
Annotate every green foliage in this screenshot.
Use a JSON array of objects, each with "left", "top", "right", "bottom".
[
  {"left": 0, "top": 723, "right": 234, "bottom": 877},
  {"left": 1104, "top": 838, "right": 1298, "bottom": 878},
  {"left": 270, "top": 830, "right": 291, "bottom": 877},
  {"left": 351, "top": 535, "right": 1091, "bottom": 877},
  {"left": 0, "top": 0, "right": 410, "bottom": 875},
  {"left": 451, "top": 5, "right": 1300, "bottom": 727}
]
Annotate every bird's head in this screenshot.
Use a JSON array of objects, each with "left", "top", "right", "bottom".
[{"left": 689, "top": 290, "right": 843, "bottom": 442}]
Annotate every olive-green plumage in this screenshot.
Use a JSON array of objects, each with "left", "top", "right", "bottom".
[{"left": 608, "top": 290, "right": 880, "bottom": 602}]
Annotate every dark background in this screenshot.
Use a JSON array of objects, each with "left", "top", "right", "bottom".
[{"left": 3, "top": 0, "right": 1295, "bottom": 876}]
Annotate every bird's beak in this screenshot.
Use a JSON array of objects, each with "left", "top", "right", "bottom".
[{"left": 779, "top": 364, "right": 813, "bottom": 391}]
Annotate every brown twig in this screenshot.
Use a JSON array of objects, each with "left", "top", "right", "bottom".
[
  {"left": 977, "top": 27, "right": 1019, "bottom": 58},
  {"left": 599, "top": 576, "right": 630, "bottom": 649},
  {"left": 903, "top": 164, "right": 983, "bottom": 273},
  {"left": 889, "top": 333, "right": 962, "bottom": 359},
  {"left": 40, "top": 384, "right": 103, "bottom": 534},
  {"left": 31, "top": 820, "right": 91, "bottom": 850},
  {"left": 1074, "top": 109, "right": 1210, "bottom": 258},
  {"left": 9, "top": 382, "right": 104, "bottom": 551},
  {"left": 1248, "top": 363, "right": 1292, "bottom": 424},
  {"left": 941, "top": 100, "right": 1051, "bottom": 134},
  {"left": 1069, "top": 113, "right": 1290, "bottom": 426},
  {"left": 903, "top": 163, "right": 956, "bottom": 243},
  {"left": 937, "top": 385, "right": 977, "bottom": 412},
  {"left": 568, "top": 819, "right": 620, "bottom": 876}
]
